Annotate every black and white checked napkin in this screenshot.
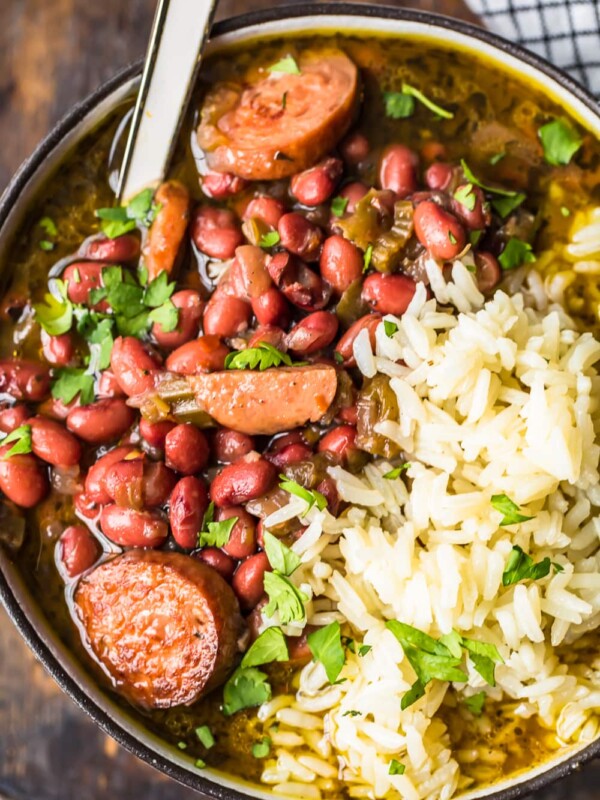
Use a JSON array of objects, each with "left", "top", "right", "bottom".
[{"left": 467, "top": 0, "right": 600, "bottom": 97}]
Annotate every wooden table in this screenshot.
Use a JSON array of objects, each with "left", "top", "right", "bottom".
[{"left": 0, "top": 1, "right": 599, "bottom": 798}]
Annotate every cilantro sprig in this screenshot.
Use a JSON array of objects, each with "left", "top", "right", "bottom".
[
  {"left": 383, "top": 84, "right": 454, "bottom": 120},
  {"left": 501, "top": 545, "right": 559, "bottom": 586},
  {"left": 464, "top": 691, "right": 486, "bottom": 716},
  {"left": 52, "top": 368, "right": 95, "bottom": 406},
  {"left": 383, "top": 463, "right": 410, "bottom": 480},
  {"left": 0, "top": 425, "right": 32, "bottom": 458},
  {"left": 331, "top": 196, "right": 349, "bottom": 218},
  {"left": 264, "top": 572, "right": 307, "bottom": 625},
  {"left": 95, "top": 188, "right": 160, "bottom": 239},
  {"left": 197, "top": 502, "right": 238, "bottom": 548},
  {"left": 498, "top": 238, "right": 536, "bottom": 271},
  {"left": 307, "top": 621, "right": 346, "bottom": 683},
  {"left": 241, "top": 627, "right": 289, "bottom": 668},
  {"left": 460, "top": 160, "right": 520, "bottom": 199},
  {"left": 538, "top": 119, "right": 582, "bottom": 166},
  {"left": 491, "top": 494, "right": 534, "bottom": 526},
  {"left": 224, "top": 343, "right": 294, "bottom": 371},
  {"left": 263, "top": 530, "right": 301, "bottom": 576},
  {"left": 278, "top": 474, "right": 327, "bottom": 514},
  {"left": 223, "top": 667, "right": 271, "bottom": 716}
]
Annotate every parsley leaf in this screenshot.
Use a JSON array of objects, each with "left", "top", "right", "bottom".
[
  {"left": 77, "top": 313, "right": 114, "bottom": 372},
  {"left": 148, "top": 300, "right": 178, "bottom": 332},
  {"left": 331, "top": 196, "right": 349, "bottom": 218},
  {"left": 223, "top": 667, "right": 272, "bottom": 716},
  {"left": 143, "top": 271, "right": 175, "bottom": 307},
  {"left": 464, "top": 691, "right": 486, "bottom": 716},
  {"left": 198, "top": 515, "right": 238, "bottom": 548},
  {"left": 502, "top": 545, "right": 552, "bottom": 587},
  {"left": 401, "top": 83, "right": 454, "bottom": 119},
  {"left": 383, "top": 91, "right": 415, "bottom": 119},
  {"left": 259, "top": 231, "right": 281, "bottom": 249},
  {"left": 52, "top": 368, "right": 95, "bottom": 406},
  {"left": 384, "top": 320, "right": 398, "bottom": 337},
  {"left": 363, "top": 244, "right": 373, "bottom": 273},
  {"left": 268, "top": 55, "right": 301, "bottom": 75},
  {"left": 460, "top": 160, "right": 519, "bottom": 198},
  {"left": 0, "top": 425, "right": 32, "bottom": 458},
  {"left": 241, "top": 627, "right": 289, "bottom": 669},
  {"left": 383, "top": 463, "right": 410, "bottom": 480},
  {"left": 263, "top": 530, "right": 301, "bottom": 576},
  {"left": 539, "top": 119, "right": 582, "bottom": 166},
  {"left": 461, "top": 638, "right": 503, "bottom": 686},
  {"left": 307, "top": 621, "right": 346, "bottom": 683},
  {"left": 498, "top": 238, "right": 536, "bottom": 270},
  {"left": 454, "top": 184, "right": 477, "bottom": 211},
  {"left": 264, "top": 571, "right": 307, "bottom": 625},
  {"left": 491, "top": 494, "right": 534, "bottom": 526},
  {"left": 39, "top": 240, "right": 55, "bottom": 251},
  {"left": 278, "top": 474, "right": 327, "bottom": 514},
  {"left": 252, "top": 737, "right": 271, "bottom": 759},
  {"left": 195, "top": 726, "right": 215, "bottom": 749},
  {"left": 224, "top": 343, "right": 294, "bottom": 371},
  {"left": 359, "top": 644, "right": 372, "bottom": 657},
  {"left": 491, "top": 193, "right": 526, "bottom": 219},
  {"left": 389, "top": 759, "right": 406, "bottom": 776},
  {"left": 95, "top": 188, "right": 160, "bottom": 239},
  {"left": 33, "top": 279, "right": 73, "bottom": 336},
  {"left": 39, "top": 217, "right": 58, "bottom": 237}
]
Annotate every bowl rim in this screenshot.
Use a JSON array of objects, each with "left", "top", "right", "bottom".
[{"left": 1, "top": 5, "right": 600, "bottom": 799}]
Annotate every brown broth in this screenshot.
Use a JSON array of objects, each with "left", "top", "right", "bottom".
[{"left": 2, "top": 32, "right": 600, "bottom": 795}]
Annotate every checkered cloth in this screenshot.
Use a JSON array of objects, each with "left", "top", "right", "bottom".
[{"left": 467, "top": 0, "right": 600, "bottom": 97}]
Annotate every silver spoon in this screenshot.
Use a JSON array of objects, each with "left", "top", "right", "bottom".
[{"left": 117, "top": 0, "right": 218, "bottom": 202}]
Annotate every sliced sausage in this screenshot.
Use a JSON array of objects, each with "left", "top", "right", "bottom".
[
  {"left": 74, "top": 550, "right": 243, "bottom": 708},
  {"left": 144, "top": 181, "right": 190, "bottom": 280},
  {"left": 197, "top": 50, "right": 359, "bottom": 180},
  {"left": 188, "top": 364, "right": 338, "bottom": 435}
]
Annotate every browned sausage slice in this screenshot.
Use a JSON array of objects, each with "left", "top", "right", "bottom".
[
  {"left": 74, "top": 550, "right": 243, "bottom": 709},
  {"left": 197, "top": 50, "right": 359, "bottom": 181},
  {"left": 144, "top": 181, "right": 190, "bottom": 281},
  {"left": 188, "top": 364, "right": 338, "bottom": 435}
]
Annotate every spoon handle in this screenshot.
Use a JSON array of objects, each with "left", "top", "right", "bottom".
[{"left": 117, "top": 0, "right": 218, "bottom": 202}]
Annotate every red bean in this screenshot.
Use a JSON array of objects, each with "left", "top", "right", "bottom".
[
  {"left": 144, "top": 460, "right": 178, "bottom": 506},
  {"left": 152, "top": 290, "right": 204, "bottom": 350},
  {"left": 84, "top": 446, "right": 137, "bottom": 504},
  {"left": 450, "top": 184, "right": 490, "bottom": 231},
  {"left": 475, "top": 251, "right": 502, "bottom": 294},
  {"left": 251, "top": 288, "right": 290, "bottom": 327},
  {"left": 105, "top": 459, "right": 144, "bottom": 508},
  {"left": 0, "top": 404, "right": 30, "bottom": 434},
  {"left": 0, "top": 447, "right": 48, "bottom": 508},
  {"left": 338, "top": 181, "right": 369, "bottom": 214},
  {"left": 211, "top": 458, "right": 277, "bottom": 507},
  {"left": 37, "top": 396, "right": 77, "bottom": 421},
  {"left": 247, "top": 325, "right": 287, "bottom": 350},
  {"left": 110, "top": 336, "right": 160, "bottom": 397},
  {"left": 201, "top": 171, "right": 248, "bottom": 199},
  {"left": 169, "top": 475, "right": 209, "bottom": 549},
  {"left": 0, "top": 359, "right": 50, "bottom": 402},
  {"left": 202, "top": 290, "right": 251, "bottom": 338},
  {"left": 232, "top": 551, "right": 272, "bottom": 610},
  {"left": 80, "top": 234, "right": 141, "bottom": 263},
  {"left": 100, "top": 505, "right": 168, "bottom": 548},
  {"left": 218, "top": 506, "right": 258, "bottom": 559},
  {"left": 290, "top": 157, "right": 343, "bottom": 206},
  {"left": 165, "top": 423, "right": 209, "bottom": 475},
  {"left": 28, "top": 416, "right": 82, "bottom": 467},
  {"left": 268, "top": 443, "right": 313, "bottom": 469},
  {"left": 191, "top": 206, "right": 244, "bottom": 260},
  {"left": 67, "top": 399, "right": 135, "bottom": 444},
  {"left": 318, "top": 425, "right": 358, "bottom": 464},
  {"left": 339, "top": 132, "right": 370, "bottom": 165},
  {"left": 267, "top": 252, "right": 330, "bottom": 311},
  {"left": 316, "top": 476, "right": 342, "bottom": 516},
  {"left": 197, "top": 547, "right": 236, "bottom": 581},
  {"left": 362, "top": 274, "right": 417, "bottom": 316},
  {"left": 97, "top": 370, "right": 126, "bottom": 398},
  {"left": 335, "top": 313, "right": 382, "bottom": 367},
  {"left": 58, "top": 525, "right": 100, "bottom": 578},
  {"left": 379, "top": 144, "right": 419, "bottom": 198},
  {"left": 165, "top": 335, "right": 230, "bottom": 374},
  {"left": 277, "top": 213, "right": 323, "bottom": 261},
  {"left": 319, "top": 235, "right": 363, "bottom": 296},
  {"left": 243, "top": 196, "right": 286, "bottom": 229},
  {"left": 40, "top": 331, "right": 75, "bottom": 367},
  {"left": 337, "top": 404, "right": 358, "bottom": 426},
  {"left": 213, "top": 429, "right": 255, "bottom": 463},
  {"left": 63, "top": 262, "right": 109, "bottom": 311},
  {"left": 413, "top": 200, "right": 466, "bottom": 260},
  {"left": 229, "top": 245, "right": 272, "bottom": 299},
  {"left": 425, "top": 162, "right": 455, "bottom": 191},
  {"left": 74, "top": 492, "right": 98, "bottom": 520},
  {"left": 139, "top": 418, "right": 176, "bottom": 449},
  {"left": 285, "top": 311, "right": 339, "bottom": 356}
]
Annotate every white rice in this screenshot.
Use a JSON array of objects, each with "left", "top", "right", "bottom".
[{"left": 257, "top": 213, "right": 600, "bottom": 799}]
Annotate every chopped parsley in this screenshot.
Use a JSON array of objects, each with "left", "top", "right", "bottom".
[
  {"left": 307, "top": 621, "right": 346, "bottom": 683},
  {"left": 491, "top": 193, "right": 526, "bottom": 219},
  {"left": 198, "top": 508, "right": 237, "bottom": 548},
  {"left": 460, "top": 160, "right": 520, "bottom": 198},
  {"left": 241, "top": 627, "right": 289, "bottom": 669},
  {"left": 331, "top": 196, "right": 349, "bottom": 218},
  {"left": 384, "top": 320, "right": 399, "bottom": 337},
  {"left": 384, "top": 83, "right": 454, "bottom": 120},
  {"left": 498, "top": 238, "right": 536, "bottom": 271},
  {"left": 502, "top": 545, "right": 555, "bottom": 586},
  {"left": 383, "top": 463, "right": 410, "bottom": 480},
  {"left": 491, "top": 494, "right": 535, "bottom": 526},
  {"left": 195, "top": 726, "right": 215, "bottom": 749},
  {"left": 342, "top": 710, "right": 362, "bottom": 717},
  {"left": 561, "top": 206, "right": 571, "bottom": 217},
  {"left": 95, "top": 188, "right": 160, "bottom": 239},
  {"left": 268, "top": 55, "right": 301, "bottom": 75},
  {"left": 252, "top": 737, "right": 271, "bottom": 759},
  {"left": 39, "top": 240, "right": 55, "bottom": 252},
  {"left": 259, "top": 231, "right": 281, "bottom": 249},
  {"left": 51, "top": 368, "right": 95, "bottom": 406},
  {"left": 177, "top": 741, "right": 187, "bottom": 750},
  {"left": 263, "top": 571, "right": 307, "bottom": 625},
  {"left": 223, "top": 667, "right": 272, "bottom": 716},
  {"left": 195, "top": 759, "right": 206, "bottom": 769},
  {"left": 389, "top": 759, "right": 406, "bottom": 776},
  {"left": 39, "top": 217, "right": 58, "bottom": 237},
  {"left": 278, "top": 474, "right": 327, "bottom": 514},
  {"left": 224, "top": 343, "right": 294, "bottom": 371},
  {"left": 363, "top": 244, "right": 373, "bottom": 273},
  {"left": 464, "top": 691, "right": 486, "bottom": 716},
  {"left": 454, "top": 184, "right": 477, "bottom": 212},
  {"left": 0, "top": 425, "right": 32, "bottom": 458},
  {"left": 263, "top": 530, "right": 301, "bottom": 576},
  {"left": 538, "top": 118, "right": 582, "bottom": 166}
]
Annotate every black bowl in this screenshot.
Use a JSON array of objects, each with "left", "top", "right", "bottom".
[{"left": 1, "top": 6, "right": 599, "bottom": 799}]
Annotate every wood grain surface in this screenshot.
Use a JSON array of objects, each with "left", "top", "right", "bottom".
[{"left": 0, "top": 1, "right": 598, "bottom": 799}]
